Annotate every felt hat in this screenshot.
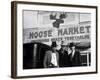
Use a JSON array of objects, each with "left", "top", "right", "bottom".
[
  {"left": 51, "top": 41, "right": 57, "bottom": 47},
  {"left": 68, "top": 42, "right": 75, "bottom": 47}
]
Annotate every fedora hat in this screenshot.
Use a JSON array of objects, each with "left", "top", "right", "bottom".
[
  {"left": 68, "top": 42, "right": 75, "bottom": 47},
  {"left": 51, "top": 41, "right": 57, "bottom": 47}
]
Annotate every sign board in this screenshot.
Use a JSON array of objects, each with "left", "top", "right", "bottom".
[{"left": 23, "top": 24, "right": 90, "bottom": 43}]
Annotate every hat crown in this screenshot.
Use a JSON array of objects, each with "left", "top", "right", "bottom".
[
  {"left": 51, "top": 41, "right": 57, "bottom": 47},
  {"left": 69, "top": 42, "right": 75, "bottom": 47}
]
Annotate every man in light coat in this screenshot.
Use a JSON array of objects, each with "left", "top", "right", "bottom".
[{"left": 43, "top": 41, "right": 59, "bottom": 68}]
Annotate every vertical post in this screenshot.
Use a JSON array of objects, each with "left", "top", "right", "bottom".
[
  {"left": 33, "top": 44, "right": 37, "bottom": 68},
  {"left": 87, "top": 52, "right": 89, "bottom": 66}
]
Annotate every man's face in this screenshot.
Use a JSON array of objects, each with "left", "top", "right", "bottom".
[
  {"left": 52, "top": 47, "right": 57, "bottom": 51},
  {"left": 72, "top": 46, "right": 75, "bottom": 51},
  {"left": 61, "top": 45, "right": 66, "bottom": 50}
]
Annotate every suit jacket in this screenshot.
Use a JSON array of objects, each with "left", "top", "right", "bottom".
[
  {"left": 43, "top": 50, "right": 59, "bottom": 68},
  {"left": 59, "top": 49, "right": 69, "bottom": 67},
  {"left": 69, "top": 50, "right": 81, "bottom": 67}
]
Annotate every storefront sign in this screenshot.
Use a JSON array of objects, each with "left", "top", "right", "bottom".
[{"left": 23, "top": 25, "right": 90, "bottom": 43}]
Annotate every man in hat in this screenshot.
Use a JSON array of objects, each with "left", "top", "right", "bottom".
[
  {"left": 59, "top": 41, "right": 69, "bottom": 67},
  {"left": 68, "top": 42, "right": 81, "bottom": 67},
  {"left": 43, "top": 41, "right": 59, "bottom": 68}
]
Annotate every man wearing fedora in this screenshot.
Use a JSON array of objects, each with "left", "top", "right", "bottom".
[
  {"left": 59, "top": 41, "right": 69, "bottom": 67},
  {"left": 68, "top": 42, "right": 82, "bottom": 67},
  {"left": 43, "top": 41, "right": 59, "bottom": 68}
]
